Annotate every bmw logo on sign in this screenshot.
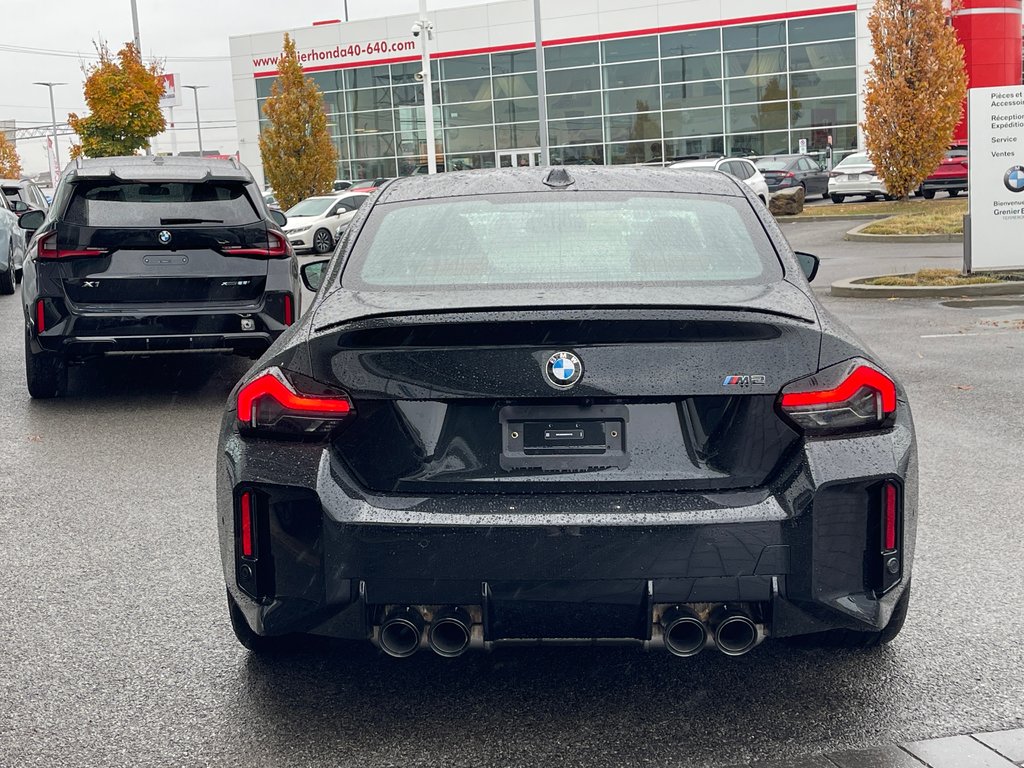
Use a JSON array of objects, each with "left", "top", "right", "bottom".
[
  {"left": 1004, "top": 166, "right": 1024, "bottom": 193},
  {"left": 546, "top": 351, "right": 583, "bottom": 388},
  {"left": 158, "top": 230, "right": 173, "bottom": 245}
]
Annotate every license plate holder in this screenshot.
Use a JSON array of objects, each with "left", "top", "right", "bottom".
[
  {"left": 848, "top": 173, "right": 861, "bottom": 181},
  {"left": 499, "top": 405, "right": 628, "bottom": 471}
]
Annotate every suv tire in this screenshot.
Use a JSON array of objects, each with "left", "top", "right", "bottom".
[
  {"left": 922, "top": 189, "right": 936, "bottom": 200},
  {"left": 25, "top": 328, "right": 68, "bottom": 399},
  {"left": 830, "top": 193, "right": 845, "bottom": 204}
]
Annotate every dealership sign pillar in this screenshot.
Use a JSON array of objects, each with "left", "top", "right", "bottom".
[{"left": 967, "top": 85, "right": 1024, "bottom": 272}]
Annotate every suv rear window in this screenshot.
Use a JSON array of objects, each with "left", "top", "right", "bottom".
[
  {"left": 344, "top": 192, "right": 780, "bottom": 290},
  {"left": 64, "top": 181, "right": 260, "bottom": 227},
  {"left": 2, "top": 186, "right": 24, "bottom": 205}
]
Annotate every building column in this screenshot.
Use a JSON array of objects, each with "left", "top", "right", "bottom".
[{"left": 953, "top": 0, "right": 1023, "bottom": 141}]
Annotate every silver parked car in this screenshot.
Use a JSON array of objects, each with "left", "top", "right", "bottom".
[{"left": 0, "top": 191, "right": 25, "bottom": 294}]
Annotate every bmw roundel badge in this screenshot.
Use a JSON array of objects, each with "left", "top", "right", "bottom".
[
  {"left": 546, "top": 351, "right": 583, "bottom": 388},
  {"left": 1004, "top": 166, "right": 1024, "bottom": 194},
  {"left": 158, "top": 230, "right": 173, "bottom": 245}
]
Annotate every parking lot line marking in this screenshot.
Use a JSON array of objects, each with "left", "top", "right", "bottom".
[{"left": 920, "top": 331, "right": 1019, "bottom": 338}]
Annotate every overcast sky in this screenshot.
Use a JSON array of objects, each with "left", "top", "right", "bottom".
[{"left": 1, "top": 0, "right": 486, "bottom": 175}]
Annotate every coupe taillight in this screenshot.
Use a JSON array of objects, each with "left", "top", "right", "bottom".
[
  {"left": 779, "top": 358, "right": 897, "bottom": 434},
  {"left": 36, "top": 232, "right": 108, "bottom": 260},
  {"left": 236, "top": 366, "right": 353, "bottom": 435}
]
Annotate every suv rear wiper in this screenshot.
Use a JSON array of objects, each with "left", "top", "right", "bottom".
[{"left": 159, "top": 217, "right": 224, "bottom": 224}]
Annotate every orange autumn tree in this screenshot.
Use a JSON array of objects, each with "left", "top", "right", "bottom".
[
  {"left": 68, "top": 42, "right": 165, "bottom": 158},
  {"left": 0, "top": 132, "right": 21, "bottom": 178},
  {"left": 863, "top": 0, "right": 967, "bottom": 200},
  {"left": 259, "top": 34, "right": 337, "bottom": 210}
]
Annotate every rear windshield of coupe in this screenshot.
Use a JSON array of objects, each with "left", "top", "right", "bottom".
[
  {"left": 65, "top": 181, "right": 260, "bottom": 227},
  {"left": 343, "top": 192, "right": 781, "bottom": 290}
]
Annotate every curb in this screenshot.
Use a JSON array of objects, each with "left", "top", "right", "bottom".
[
  {"left": 830, "top": 275, "right": 1024, "bottom": 298},
  {"left": 717, "top": 727, "right": 1024, "bottom": 767},
  {"left": 843, "top": 219, "right": 963, "bottom": 243},
  {"left": 777, "top": 213, "right": 890, "bottom": 224}
]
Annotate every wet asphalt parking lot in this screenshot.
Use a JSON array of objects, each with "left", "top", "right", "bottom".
[{"left": 1, "top": 219, "right": 1022, "bottom": 767}]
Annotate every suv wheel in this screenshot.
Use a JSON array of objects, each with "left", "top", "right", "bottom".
[
  {"left": 25, "top": 327, "right": 68, "bottom": 399},
  {"left": 312, "top": 228, "right": 334, "bottom": 254},
  {"left": 0, "top": 252, "right": 15, "bottom": 295},
  {"left": 922, "top": 189, "right": 936, "bottom": 200}
]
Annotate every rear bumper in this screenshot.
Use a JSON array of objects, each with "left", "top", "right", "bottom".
[
  {"left": 30, "top": 304, "right": 287, "bottom": 358},
  {"left": 921, "top": 176, "right": 967, "bottom": 192},
  {"left": 829, "top": 178, "right": 888, "bottom": 196},
  {"left": 218, "top": 409, "right": 918, "bottom": 646}
]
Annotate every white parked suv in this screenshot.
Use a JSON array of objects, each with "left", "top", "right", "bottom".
[
  {"left": 283, "top": 191, "right": 372, "bottom": 253},
  {"left": 669, "top": 158, "right": 770, "bottom": 205}
]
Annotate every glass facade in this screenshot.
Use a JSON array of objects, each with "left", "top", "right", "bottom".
[{"left": 254, "top": 11, "right": 857, "bottom": 178}]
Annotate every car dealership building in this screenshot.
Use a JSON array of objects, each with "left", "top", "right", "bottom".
[{"left": 229, "top": 0, "right": 1023, "bottom": 184}]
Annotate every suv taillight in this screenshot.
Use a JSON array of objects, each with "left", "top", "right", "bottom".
[
  {"left": 778, "top": 358, "right": 897, "bottom": 435},
  {"left": 236, "top": 366, "right": 353, "bottom": 436},
  {"left": 36, "top": 232, "right": 109, "bottom": 260},
  {"left": 222, "top": 231, "right": 289, "bottom": 258}
]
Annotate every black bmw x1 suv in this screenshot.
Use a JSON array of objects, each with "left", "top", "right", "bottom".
[{"left": 20, "top": 156, "right": 299, "bottom": 398}]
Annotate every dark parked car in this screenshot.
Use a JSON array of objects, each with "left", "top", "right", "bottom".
[
  {"left": 20, "top": 155, "right": 300, "bottom": 398},
  {"left": 919, "top": 145, "right": 967, "bottom": 199},
  {"left": 755, "top": 155, "right": 830, "bottom": 199},
  {"left": 219, "top": 166, "right": 916, "bottom": 660}
]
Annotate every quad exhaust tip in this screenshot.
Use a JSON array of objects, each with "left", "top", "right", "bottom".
[
  {"left": 711, "top": 607, "right": 759, "bottom": 657},
  {"left": 661, "top": 606, "right": 708, "bottom": 657},
  {"left": 428, "top": 606, "right": 472, "bottom": 658},
  {"left": 379, "top": 606, "right": 425, "bottom": 658}
]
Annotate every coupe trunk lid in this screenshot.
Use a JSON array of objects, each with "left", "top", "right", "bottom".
[{"left": 306, "top": 282, "right": 820, "bottom": 495}]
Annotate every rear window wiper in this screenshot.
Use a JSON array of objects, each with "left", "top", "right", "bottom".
[{"left": 159, "top": 217, "right": 225, "bottom": 224}]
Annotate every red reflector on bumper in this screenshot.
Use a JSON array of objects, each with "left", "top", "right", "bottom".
[
  {"left": 883, "top": 482, "right": 898, "bottom": 552},
  {"left": 240, "top": 491, "right": 254, "bottom": 558},
  {"left": 35, "top": 299, "right": 46, "bottom": 332}
]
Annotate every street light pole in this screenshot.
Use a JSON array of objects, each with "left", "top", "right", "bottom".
[
  {"left": 533, "top": 0, "right": 550, "bottom": 166},
  {"left": 129, "top": 0, "right": 150, "bottom": 154},
  {"left": 33, "top": 82, "right": 66, "bottom": 180},
  {"left": 183, "top": 85, "right": 208, "bottom": 156},
  {"left": 416, "top": 0, "right": 437, "bottom": 174},
  {"left": 130, "top": 0, "right": 142, "bottom": 51}
]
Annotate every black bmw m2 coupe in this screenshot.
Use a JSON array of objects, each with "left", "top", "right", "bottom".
[{"left": 218, "top": 166, "right": 916, "bottom": 659}]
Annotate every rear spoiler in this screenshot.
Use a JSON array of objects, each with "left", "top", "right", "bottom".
[{"left": 65, "top": 156, "right": 251, "bottom": 185}]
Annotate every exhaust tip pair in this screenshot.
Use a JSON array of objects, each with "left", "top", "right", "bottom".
[
  {"left": 379, "top": 606, "right": 472, "bottom": 659},
  {"left": 661, "top": 605, "right": 760, "bottom": 658}
]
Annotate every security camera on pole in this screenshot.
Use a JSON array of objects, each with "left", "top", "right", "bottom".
[{"left": 411, "top": 0, "right": 437, "bottom": 174}]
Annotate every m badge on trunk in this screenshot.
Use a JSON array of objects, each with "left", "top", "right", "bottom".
[{"left": 546, "top": 351, "right": 583, "bottom": 388}]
